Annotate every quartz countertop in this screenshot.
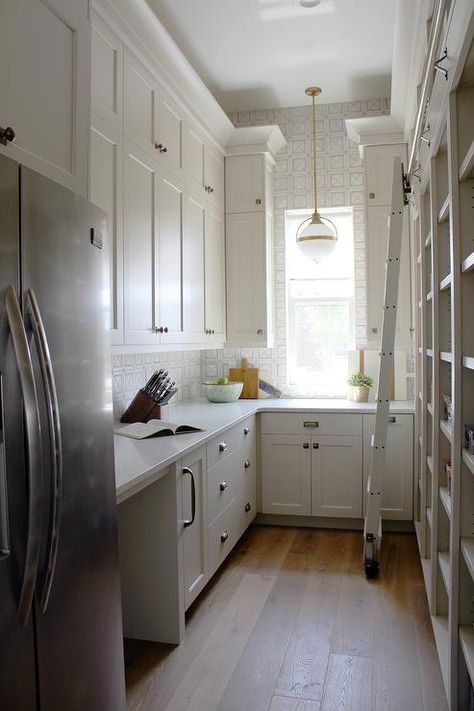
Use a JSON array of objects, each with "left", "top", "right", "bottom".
[{"left": 114, "top": 398, "right": 414, "bottom": 503}]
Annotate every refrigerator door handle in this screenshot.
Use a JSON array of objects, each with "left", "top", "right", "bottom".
[
  {"left": 25, "top": 289, "right": 63, "bottom": 613},
  {"left": 4, "top": 285, "right": 43, "bottom": 626}
]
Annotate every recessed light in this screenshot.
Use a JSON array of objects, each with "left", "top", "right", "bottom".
[{"left": 299, "top": 0, "right": 321, "bottom": 7}]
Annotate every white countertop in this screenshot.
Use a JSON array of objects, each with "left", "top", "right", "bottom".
[{"left": 114, "top": 398, "right": 414, "bottom": 503}]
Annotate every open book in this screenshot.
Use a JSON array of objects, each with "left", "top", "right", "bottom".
[{"left": 115, "top": 420, "right": 204, "bottom": 440}]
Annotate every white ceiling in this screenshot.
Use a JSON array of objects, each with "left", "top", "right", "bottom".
[{"left": 145, "top": 0, "right": 397, "bottom": 113}]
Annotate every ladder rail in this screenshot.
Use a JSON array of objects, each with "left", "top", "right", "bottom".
[{"left": 363, "top": 156, "right": 406, "bottom": 575}]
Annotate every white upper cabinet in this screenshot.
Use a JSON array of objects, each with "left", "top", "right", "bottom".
[
  {"left": 91, "top": 11, "right": 123, "bottom": 131},
  {"left": 225, "top": 152, "right": 275, "bottom": 347},
  {"left": 204, "top": 145, "right": 224, "bottom": 207},
  {"left": 185, "top": 125, "right": 206, "bottom": 192},
  {"left": 124, "top": 49, "right": 184, "bottom": 175},
  {"left": 226, "top": 155, "right": 264, "bottom": 213},
  {"left": 183, "top": 191, "right": 206, "bottom": 342},
  {"left": 185, "top": 125, "right": 224, "bottom": 207},
  {"left": 89, "top": 116, "right": 123, "bottom": 345},
  {"left": 365, "top": 144, "right": 405, "bottom": 206},
  {"left": 0, "top": 0, "right": 89, "bottom": 195},
  {"left": 205, "top": 207, "right": 226, "bottom": 341}
]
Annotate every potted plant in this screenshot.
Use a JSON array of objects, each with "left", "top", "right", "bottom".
[{"left": 348, "top": 372, "right": 374, "bottom": 402}]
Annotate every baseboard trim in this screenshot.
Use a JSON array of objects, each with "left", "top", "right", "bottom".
[{"left": 254, "top": 513, "right": 414, "bottom": 533}]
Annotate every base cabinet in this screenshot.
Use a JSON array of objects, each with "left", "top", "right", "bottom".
[
  {"left": 261, "top": 432, "right": 362, "bottom": 518},
  {"left": 362, "top": 414, "right": 413, "bottom": 520}
]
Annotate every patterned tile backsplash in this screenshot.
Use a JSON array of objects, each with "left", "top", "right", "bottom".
[{"left": 112, "top": 351, "right": 202, "bottom": 418}]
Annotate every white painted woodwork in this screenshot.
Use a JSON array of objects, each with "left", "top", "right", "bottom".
[
  {"left": 89, "top": 116, "right": 124, "bottom": 344},
  {"left": 91, "top": 10, "right": 123, "bottom": 130},
  {"left": 123, "top": 141, "right": 159, "bottom": 345},
  {"left": 156, "top": 169, "right": 186, "bottom": 342},
  {"left": 124, "top": 48, "right": 159, "bottom": 156},
  {"left": 226, "top": 212, "right": 269, "bottom": 346},
  {"left": 311, "top": 435, "right": 362, "bottom": 518},
  {"left": 204, "top": 145, "right": 225, "bottom": 206},
  {"left": 226, "top": 155, "right": 264, "bottom": 213},
  {"left": 366, "top": 205, "right": 411, "bottom": 345},
  {"left": 207, "top": 496, "right": 241, "bottom": 577},
  {"left": 117, "top": 467, "right": 184, "bottom": 644},
  {"left": 261, "top": 435, "right": 312, "bottom": 516},
  {"left": 180, "top": 447, "right": 208, "bottom": 610},
  {"left": 363, "top": 414, "right": 413, "bottom": 520},
  {"left": 185, "top": 125, "right": 206, "bottom": 193},
  {"left": 156, "top": 87, "right": 184, "bottom": 175},
  {"left": 205, "top": 207, "right": 226, "bottom": 341},
  {"left": 183, "top": 190, "right": 206, "bottom": 341},
  {"left": 365, "top": 144, "right": 406, "bottom": 206},
  {"left": 260, "top": 412, "right": 362, "bottom": 436},
  {"left": 0, "top": 0, "right": 89, "bottom": 195}
]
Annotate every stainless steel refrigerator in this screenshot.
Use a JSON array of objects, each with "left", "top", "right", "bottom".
[{"left": 0, "top": 155, "right": 126, "bottom": 710}]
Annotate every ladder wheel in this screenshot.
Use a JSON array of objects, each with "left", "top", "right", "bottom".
[{"left": 364, "top": 559, "right": 380, "bottom": 579}]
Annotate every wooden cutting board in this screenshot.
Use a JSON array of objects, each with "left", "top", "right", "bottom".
[{"left": 228, "top": 358, "right": 259, "bottom": 399}]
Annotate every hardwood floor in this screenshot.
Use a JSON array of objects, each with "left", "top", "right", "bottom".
[{"left": 124, "top": 526, "right": 448, "bottom": 711}]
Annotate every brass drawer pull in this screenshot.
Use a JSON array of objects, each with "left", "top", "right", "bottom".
[
  {"left": 303, "top": 442, "right": 309, "bottom": 449},
  {"left": 388, "top": 416, "right": 396, "bottom": 423},
  {"left": 303, "top": 421, "right": 319, "bottom": 428}
]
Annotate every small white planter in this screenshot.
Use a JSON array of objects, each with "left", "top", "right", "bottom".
[{"left": 350, "top": 385, "right": 370, "bottom": 403}]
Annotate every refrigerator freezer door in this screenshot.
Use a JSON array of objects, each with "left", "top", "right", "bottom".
[
  {"left": 21, "top": 167, "right": 126, "bottom": 710},
  {"left": 0, "top": 156, "right": 38, "bottom": 709}
]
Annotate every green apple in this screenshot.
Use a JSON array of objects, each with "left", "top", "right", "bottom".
[{"left": 215, "top": 376, "right": 229, "bottom": 385}]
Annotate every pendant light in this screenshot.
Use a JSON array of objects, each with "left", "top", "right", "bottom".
[{"left": 296, "top": 87, "right": 337, "bottom": 260}]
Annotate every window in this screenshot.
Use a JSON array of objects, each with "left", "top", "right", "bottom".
[{"left": 285, "top": 207, "right": 355, "bottom": 396}]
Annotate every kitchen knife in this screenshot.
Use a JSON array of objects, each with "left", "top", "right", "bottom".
[
  {"left": 158, "top": 380, "right": 176, "bottom": 403},
  {"left": 159, "top": 388, "right": 178, "bottom": 405}
]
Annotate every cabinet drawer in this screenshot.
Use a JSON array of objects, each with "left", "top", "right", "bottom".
[
  {"left": 207, "top": 498, "right": 240, "bottom": 577},
  {"left": 207, "top": 438, "right": 256, "bottom": 525},
  {"left": 260, "top": 412, "right": 361, "bottom": 436},
  {"left": 206, "top": 416, "right": 255, "bottom": 469},
  {"left": 239, "top": 470, "right": 257, "bottom": 536}
]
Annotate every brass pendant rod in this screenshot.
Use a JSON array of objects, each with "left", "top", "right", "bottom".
[{"left": 311, "top": 93, "right": 318, "bottom": 213}]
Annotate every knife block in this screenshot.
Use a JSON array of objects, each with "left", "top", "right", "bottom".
[{"left": 120, "top": 389, "right": 166, "bottom": 423}]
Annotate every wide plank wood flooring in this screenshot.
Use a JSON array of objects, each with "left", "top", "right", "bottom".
[{"left": 124, "top": 526, "right": 448, "bottom": 711}]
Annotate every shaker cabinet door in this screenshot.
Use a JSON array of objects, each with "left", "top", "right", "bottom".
[
  {"left": 261, "top": 435, "right": 311, "bottom": 516},
  {"left": 180, "top": 448, "right": 208, "bottom": 610},
  {"left": 311, "top": 435, "right": 362, "bottom": 518},
  {"left": 0, "top": 0, "right": 89, "bottom": 195}
]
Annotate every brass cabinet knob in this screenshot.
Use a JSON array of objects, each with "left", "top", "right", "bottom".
[
  {"left": 219, "top": 481, "right": 228, "bottom": 491},
  {"left": 220, "top": 530, "right": 229, "bottom": 543}
]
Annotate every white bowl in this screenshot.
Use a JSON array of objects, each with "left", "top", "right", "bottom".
[{"left": 202, "top": 381, "right": 243, "bottom": 403}]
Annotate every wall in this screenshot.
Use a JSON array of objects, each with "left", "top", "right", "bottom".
[{"left": 202, "top": 98, "right": 391, "bottom": 396}]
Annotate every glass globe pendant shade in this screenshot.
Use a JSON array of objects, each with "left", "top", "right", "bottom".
[{"left": 296, "top": 211, "right": 337, "bottom": 261}]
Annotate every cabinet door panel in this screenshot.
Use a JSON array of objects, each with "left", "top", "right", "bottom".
[
  {"left": 205, "top": 208, "right": 225, "bottom": 340},
  {"left": 365, "top": 145, "right": 406, "bottom": 206},
  {"left": 226, "top": 212, "right": 266, "bottom": 345},
  {"left": 205, "top": 145, "right": 224, "bottom": 206},
  {"left": 123, "top": 142, "right": 159, "bottom": 344},
  {"left": 0, "top": 0, "right": 89, "bottom": 194},
  {"left": 226, "top": 155, "right": 264, "bottom": 213},
  {"left": 157, "top": 89, "right": 183, "bottom": 173},
  {"left": 363, "top": 414, "right": 413, "bottom": 520},
  {"left": 91, "top": 11, "right": 123, "bottom": 129},
  {"left": 184, "top": 192, "right": 206, "bottom": 342},
  {"left": 311, "top": 435, "right": 362, "bottom": 518},
  {"left": 261, "top": 435, "right": 311, "bottom": 515},
  {"left": 90, "top": 118, "right": 123, "bottom": 344},
  {"left": 124, "top": 49, "right": 157, "bottom": 153},
  {"left": 186, "top": 126, "right": 205, "bottom": 191},
  {"left": 181, "top": 448, "right": 207, "bottom": 609},
  {"left": 157, "top": 170, "right": 185, "bottom": 341},
  {"left": 366, "top": 206, "right": 411, "bottom": 346}
]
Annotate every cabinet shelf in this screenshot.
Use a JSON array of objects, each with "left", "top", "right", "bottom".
[
  {"left": 432, "top": 615, "right": 450, "bottom": 693},
  {"left": 439, "top": 487, "right": 452, "bottom": 519},
  {"left": 427, "top": 506, "right": 433, "bottom": 528},
  {"left": 459, "top": 138, "right": 474, "bottom": 181},
  {"left": 438, "top": 551, "right": 451, "bottom": 594},
  {"left": 417, "top": 252, "right": 422, "bottom": 264},
  {"left": 461, "top": 538, "right": 474, "bottom": 582},
  {"left": 427, "top": 348, "right": 434, "bottom": 357},
  {"left": 426, "top": 291, "right": 433, "bottom": 301},
  {"left": 438, "top": 195, "right": 450, "bottom": 224},
  {"left": 462, "top": 356, "right": 474, "bottom": 370},
  {"left": 439, "top": 273, "right": 452, "bottom": 291},
  {"left": 427, "top": 401, "right": 433, "bottom": 416},
  {"left": 440, "top": 419, "right": 453, "bottom": 443},
  {"left": 460, "top": 626, "right": 474, "bottom": 686},
  {"left": 462, "top": 448, "right": 474, "bottom": 476},
  {"left": 462, "top": 250, "right": 474, "bottom": 273},
  {"left": 425, "top": 231, "right": 432, "bottom": 247},
  {"left": 427, "top": 455, "right": 433, "bottom": 474},
  {"left": 440, "top": 351, "right": 452, "bottom": 363}
]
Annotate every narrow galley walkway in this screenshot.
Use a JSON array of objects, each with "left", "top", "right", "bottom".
[{"left": 125, "top": 526, "right": 448, "bottom": 711}]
